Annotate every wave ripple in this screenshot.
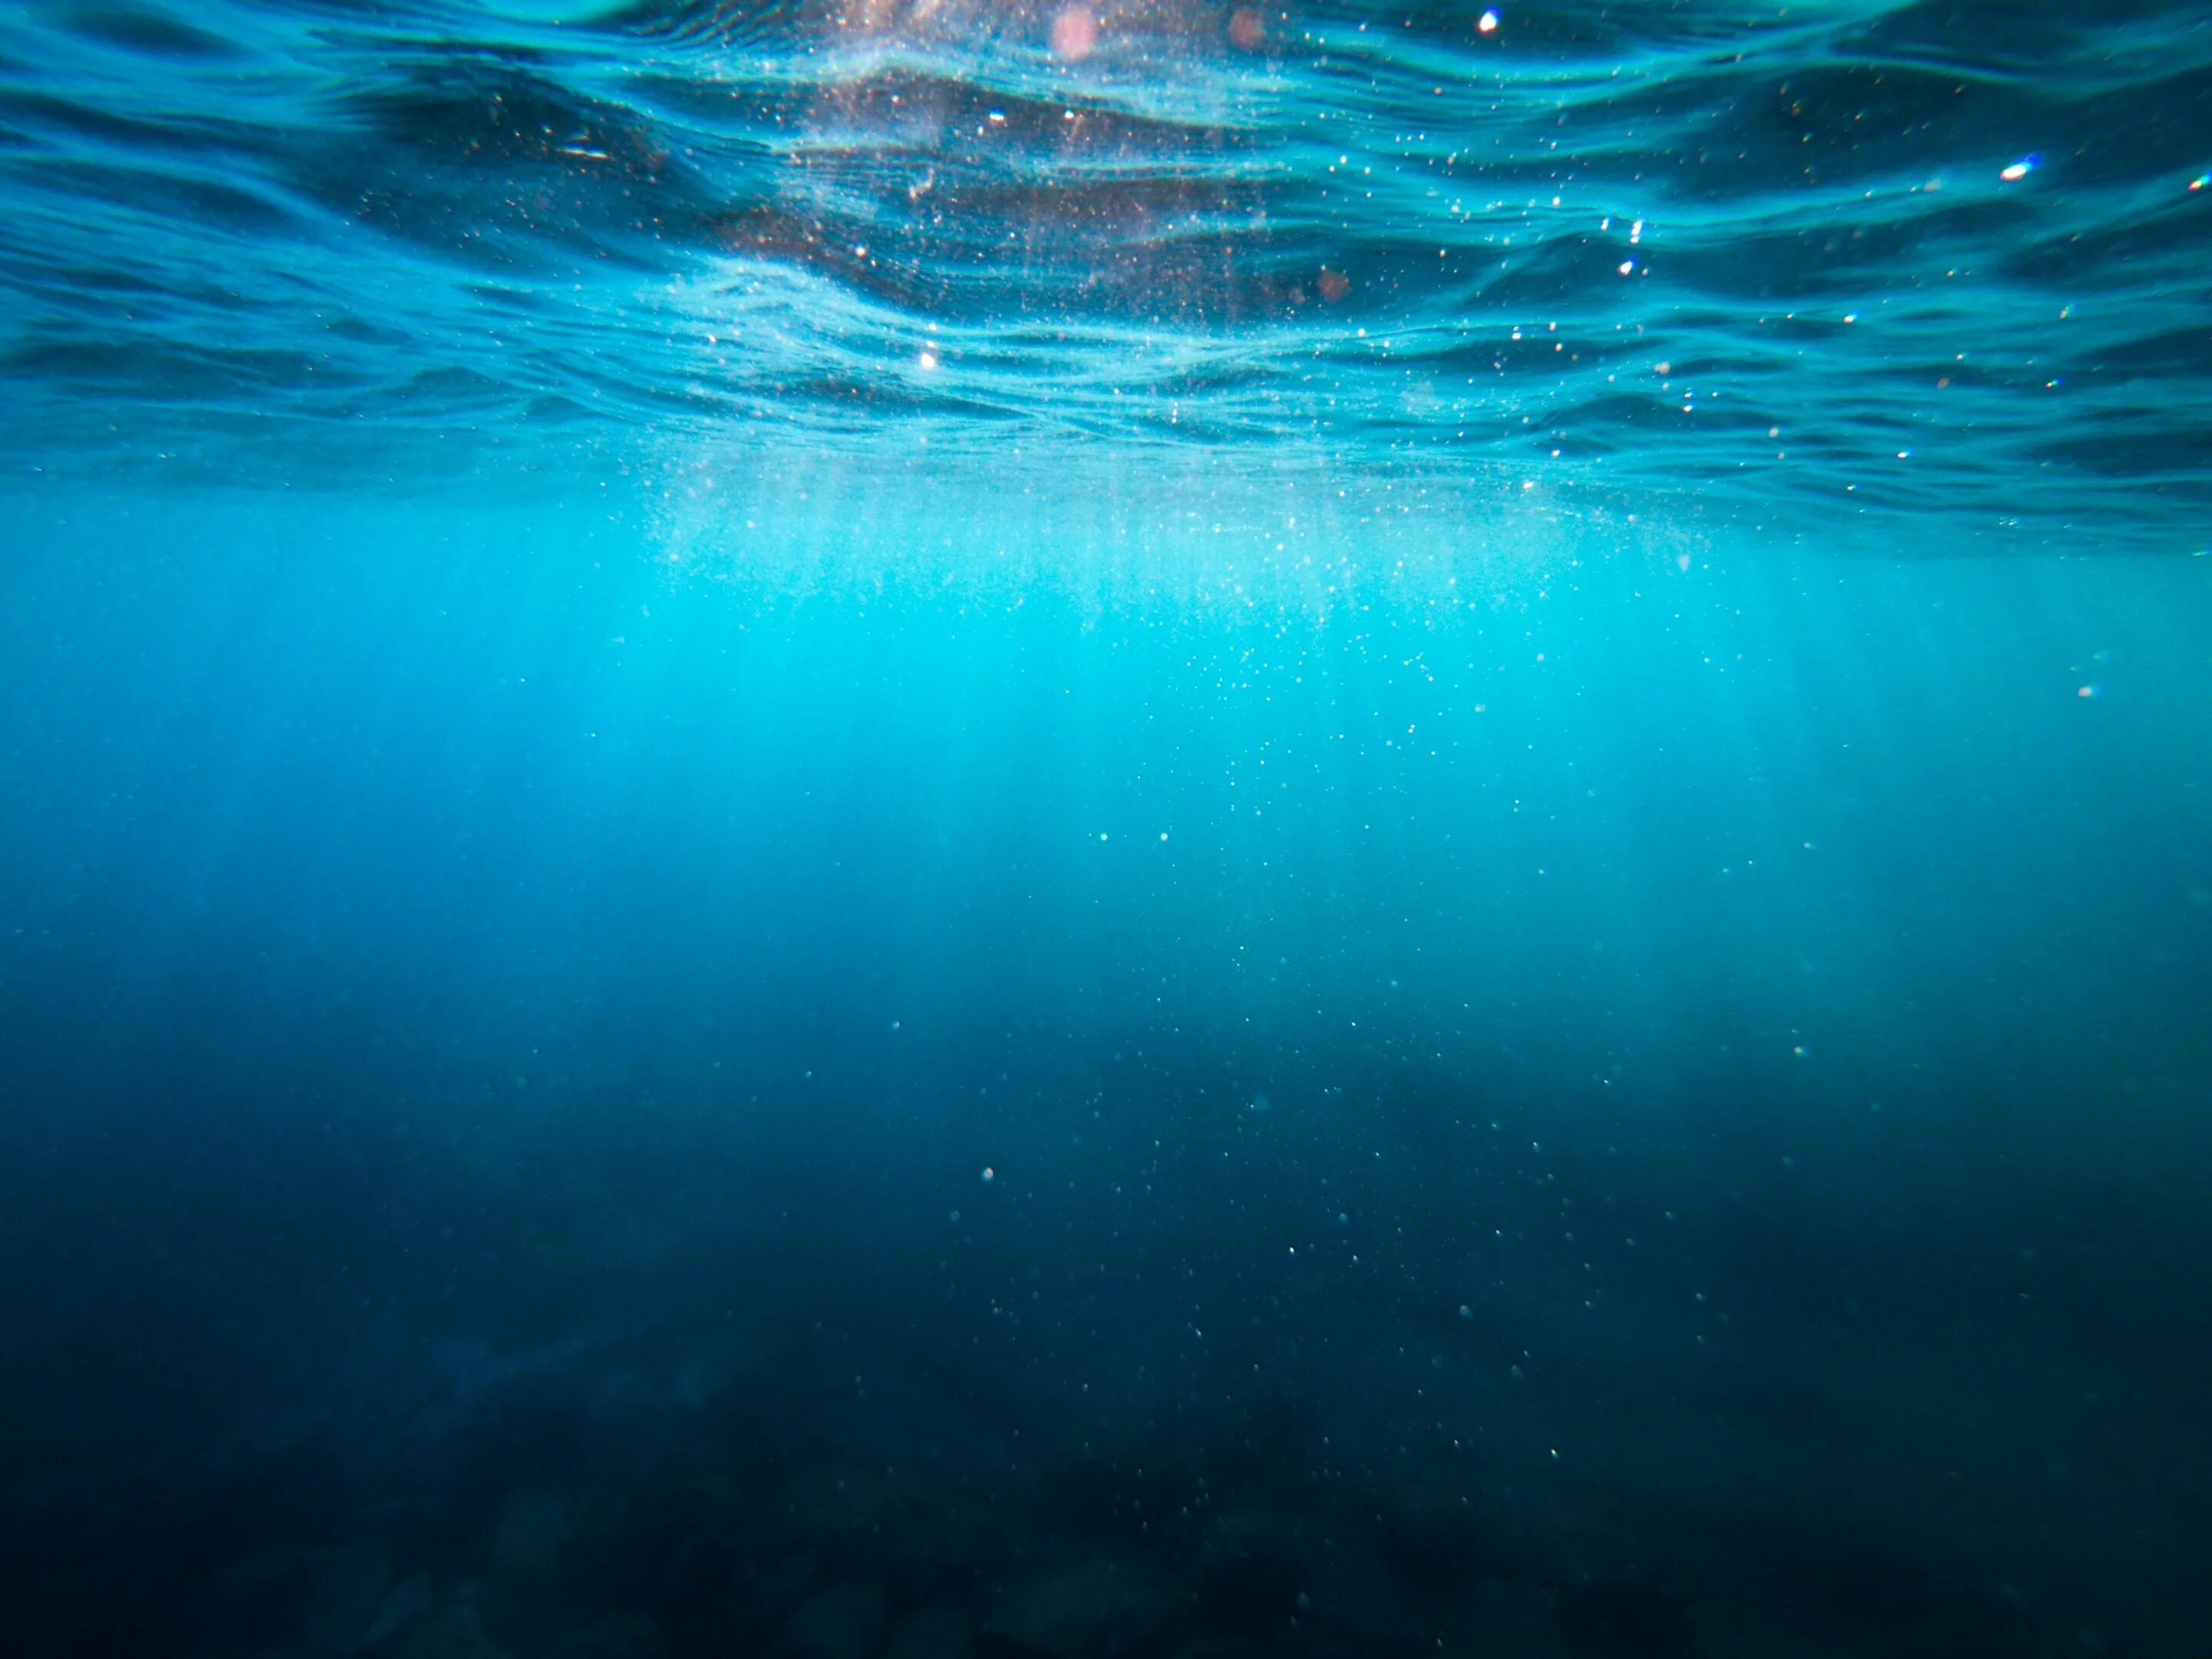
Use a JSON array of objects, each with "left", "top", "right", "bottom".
[{"left": 1, "top": 0, "right": 2207, "bottom": 538}]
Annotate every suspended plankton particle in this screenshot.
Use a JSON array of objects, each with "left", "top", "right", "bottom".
[
  {"left": 2192, "top": 174, "right": 2210, "bottom": 192},
  {"left": 1479, "top": 8, "right": 1499, "bottom": 31},
  {"left": 1999, "top": 154, "right": 2038, "bottom": 182}
]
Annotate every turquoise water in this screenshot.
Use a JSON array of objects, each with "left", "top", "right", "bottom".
[
  {"left": 5, "top": 0, "right": 2210, "bottom": 540},
  {"left": 2, "top": 4, "right": 2210, "bottom": 1657}
]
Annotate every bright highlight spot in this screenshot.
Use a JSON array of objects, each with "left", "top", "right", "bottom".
[
  {"left": 1050, "top": 5, "right": 1098, "bottom": 61},
  {"left": 2000, "top": 155, "right": 2038, "bottom": 182},
  {"left": 1479, "top": 8, "right": 1500, "bottom": 31}
]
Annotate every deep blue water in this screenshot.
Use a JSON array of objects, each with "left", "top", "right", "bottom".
[{"left": 3, "top": 4, "right": 2211, "bottom": 1658}]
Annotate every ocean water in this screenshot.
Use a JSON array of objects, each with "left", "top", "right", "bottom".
[{"left": 3, "top": 3, "right": 2211, "bottom": 1657}]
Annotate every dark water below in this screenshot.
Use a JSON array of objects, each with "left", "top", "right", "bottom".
[{"left": 3, "top": 3, "right": 2212, "bottom": 1657}]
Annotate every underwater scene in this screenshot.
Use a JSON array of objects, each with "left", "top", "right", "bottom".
[{"left": 2, "top": 1, "right": 2210, "bottom": 1656}]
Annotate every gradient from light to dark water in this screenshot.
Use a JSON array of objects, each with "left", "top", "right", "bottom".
[{"left": 2, "top": 4, "right": 2211, "bottom": 1659}]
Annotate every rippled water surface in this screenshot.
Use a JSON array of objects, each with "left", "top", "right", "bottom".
[{"left": 2, "top": 0, "right": 2208, "bottom": 537}]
